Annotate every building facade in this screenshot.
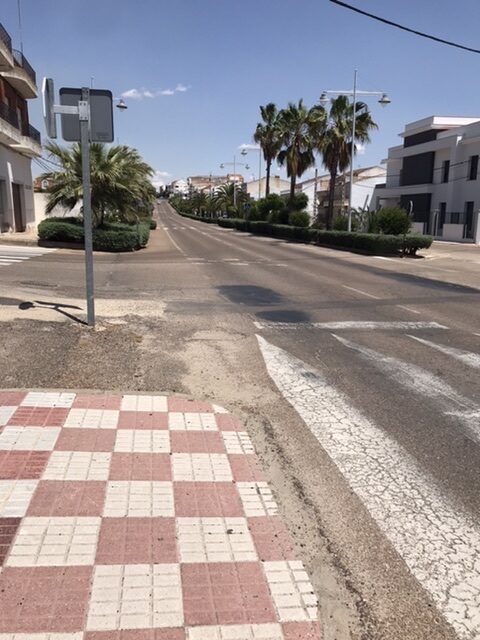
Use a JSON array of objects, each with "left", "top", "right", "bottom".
[
  {"left": 0, "top": 22, "right": 41, "bottom": 233},
  {"left": 246, "top": 175, "right": 291, "bottom": 200},
  {"left": 371, "top": 116, "right": 480, "bottom": 243}
]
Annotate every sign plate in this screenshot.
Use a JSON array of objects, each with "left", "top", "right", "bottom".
[{"left": 59, "top": 88, "right": 114, "bottom": 142}]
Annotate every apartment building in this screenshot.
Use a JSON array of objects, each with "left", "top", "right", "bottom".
[
  {"left": 0, "top": 22, "right": 41, "bottom": 233},
  {"left": 371, "top": 116, "right": 480, "bottom": 243},
  {"left": 246, "top": 175, "right": 290, "bottom": 200}
]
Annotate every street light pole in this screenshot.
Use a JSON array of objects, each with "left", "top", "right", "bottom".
[
  {"left": 233, "top": 155, "right": 236, "bottom": 208},
  {"left": 348, "top": 69, "right": 358, "bottom": 232}
]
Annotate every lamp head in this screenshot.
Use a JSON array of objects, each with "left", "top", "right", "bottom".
[
  {"left": 241, "top": 149, "right": 248, "bottom": 156},
  {"left": 378, "top": 93, "right": 391, "bottom": 107},
  {"left": 319, "top": 92, "right": 328, "bottom": 107},
  {"left": 116, "top": 98, "right": 128, "bottom": 111}
]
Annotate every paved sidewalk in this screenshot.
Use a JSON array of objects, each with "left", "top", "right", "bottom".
[{"left": 0, "top": 391, "right": 321, "bottom": 640}]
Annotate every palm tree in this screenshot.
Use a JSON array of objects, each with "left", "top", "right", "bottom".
[
  {"left": 41, "top": 142, "right": 155, "bottom": 227},
  {"left": 212, "top": 183, "right": 247, "bottom": 216},
  {"left": 253, "top": 103, "right": 282, "bottom": 197},
  {"left": 277, "top": 100, "right": 326, "bottom": 202},
  {"left": 320, "top": 95, "right": 377, "bottom": 230}
]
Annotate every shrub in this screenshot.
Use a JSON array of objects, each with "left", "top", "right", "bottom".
[
  {"left": 288, "top": 192, "right": 309, "bottom": 211},
  {"left": 257, "top": 194, "right": 284, "bottom": 220},
  {"left": 376, "top": 207, "right": 412, "bottom": 235},
  {"left": 267, "top": 208, "right": 289, "bottom": 225},
  {"left": 333, "top": 214, "right": 358, "bottom": 232},
  {"left": 38, "top": 218, "right": 150, "bottom": 251},
  {"left": 149, "top": 218, "right": 157, "bottom": 230},
  {"left": 288, "top": 211, "right": 310, "bottom": 228},
  {"left": 403, "top": 234, "right": 433, "bottom": 255},
  {"left": 38, "top": 219, "right": 85, "bottom": 243}
]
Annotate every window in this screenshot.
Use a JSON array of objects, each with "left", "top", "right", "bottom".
[
  {"left": 439, "top": 202, "right": 446, "bottom": 233},
  {"left": 465, "top": 201, "right": 475, "bottom": 238},
  {"left": 468, "top": 155, "right": 479, "bottom": 181},
  {"left": 441, "top": 160, "right": 450, "bottom": 183}
]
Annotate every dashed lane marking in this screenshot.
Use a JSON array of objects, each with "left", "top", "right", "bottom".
[{"left": 342, "top": 285, "right": 381, "bottom": 299}]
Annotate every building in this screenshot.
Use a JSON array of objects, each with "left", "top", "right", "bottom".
[
  {"left": 170, "top": 179, "right": 189, "bottom": 196},
  {"left": 246, "top": 175, "right": 290, "bottom": 200},
  {"left": 0, "top": 22, "right": 41, "bottom": 233},
  {"left": 371, "top": 116, "right": 480, "bottom": 243}
]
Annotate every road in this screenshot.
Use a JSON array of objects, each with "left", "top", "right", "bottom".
[{"left": 1, "top": 200, "right": 480, "bottom": 640}]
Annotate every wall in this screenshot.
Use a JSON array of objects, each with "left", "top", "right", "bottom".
[
  {"left": 0, "top": 144, "right": 34, "bottom": 232},
  {"left": 34, "top": 192, "right": 82, "bottom": 228}
]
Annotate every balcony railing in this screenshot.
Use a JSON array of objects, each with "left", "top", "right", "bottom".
[
  {"left": 0, "top": 101, "right": 19, "bottom": 128},
  {"left": 27, "top": 123, "right": 41, "bottom": 144},
  {"left": 0, "top": 23, "right": 12, "bottom": 53},
  {"left": 12, "top": 49, "right": 36, "bottom": 84}
]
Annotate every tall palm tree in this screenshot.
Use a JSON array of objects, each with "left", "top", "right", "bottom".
[
  {"left": 253, "top": 103, "right": 282, "bottom": 197},
  {"left": 320, "top": 95, "right": 377, "bottom": 230},
  {"left": 277, "top": 100, "right": 326, "bottom": 202},
  {"left": 212, "top": 183, "right": 247, "bottom": 216},
  {"left": 41, "top": 142, "right": 154, "bottom": 227}
]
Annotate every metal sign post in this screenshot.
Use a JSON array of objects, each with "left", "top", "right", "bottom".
[{"left": 78, "top": 88, "right": 95, "bottom": 326}]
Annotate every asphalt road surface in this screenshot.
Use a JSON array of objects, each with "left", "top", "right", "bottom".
[{"left": 1, "top": 200, "right": 480, "bottom": 640}]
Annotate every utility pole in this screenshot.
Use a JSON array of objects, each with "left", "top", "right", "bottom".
[{"left": 313, "top": 167, "right": 318, "bottom": 221}]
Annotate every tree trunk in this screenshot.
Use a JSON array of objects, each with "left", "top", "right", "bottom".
[
  {"left": 265, "top": 161, "right": 271, "bottom": 197},
  {"left": 326, "top": 167, "right": 337, "bottom": 230},
  {"left": 289, "top": 175, "right": 296, "bottom": 203}
]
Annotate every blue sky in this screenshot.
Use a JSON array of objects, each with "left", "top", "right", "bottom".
[{"left": 3, "top": 0, "right": 480, "bottom": 185}]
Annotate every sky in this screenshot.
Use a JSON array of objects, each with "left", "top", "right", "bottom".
[{"left": 3, "top": 0, "right": 480, "bottom": 186}]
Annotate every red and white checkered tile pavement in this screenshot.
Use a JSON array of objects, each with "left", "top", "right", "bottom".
[{"left": 0, "top": 391, "right": 321, "bottom": 640}]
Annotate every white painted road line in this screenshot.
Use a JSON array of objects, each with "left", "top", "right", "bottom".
[
  {"left": 342, "top": 285, "right": 381, "bottom": 299},
  {"left": 164, "top": 227, "right": 187, "bottom": 256},
  {"left": 332, "top": 334, "right": 480, "bottom": 442},
  {"left": 397, "top": 305, "right": 421, "bottom": 315},
  {"left": 254, "top": 321, "right": 448, "bottom": 331},
  {"left": 257, "top": 335, "right": 480, "bottom": 640},
  {"left": 408, "top": 335, "right": 480, "bottom": 369}
]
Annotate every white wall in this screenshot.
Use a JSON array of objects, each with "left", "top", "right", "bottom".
[
  {"left": 0, "top": 145, "right": 35, "bottom": 232},
  {"left": 33, "top": 192, "right": 82, "bottom": 228}
]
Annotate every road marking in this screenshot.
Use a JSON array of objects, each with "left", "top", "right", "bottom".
[
  {"left": 253, "top": 321, "right": 448, "bottom": 331},
  {"left": 257, "top": 334, "right": 480, "bottom": 640},
  {"left": 332, "top": 334, "right": 480, "bottom": 442},
  {"left": 373, "top": 256, "right": 394, "bottom": 261},
  {"left": 231, "top": 262, "right": 249, "bottom": 266},
  {"left": 408, "top": 335, "right": 480, "bottom": 369},
  {"left": 163, "top": 228, "right": 186, "bottom": 256},
  {"left": 342, "top": 285, "right": 381, "bottom": 299},
  {"left": 397, "top": 305, "right": 421, "bottom": 315}
]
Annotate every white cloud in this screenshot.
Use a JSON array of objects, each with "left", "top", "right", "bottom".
[
  {"left": 143, "top": 90, "right": 156, "bottom": 98},
  {"left": 161, "top": 89, "right": 175, "bottom": 96},
  {"left": 356, "top": 144, "right": 366, "bottom": 155},
  {"left": 151, "top": 170, "right": 171, "bottom": 189},
  {"left": 175, "top": 83, "right": 188, "bottom": 92},
  {"left": 121, "top": 88, "right": 143, "bottom": 100},
  {"left": 121, "top": 84, "right": 189, "bottom": 100}
]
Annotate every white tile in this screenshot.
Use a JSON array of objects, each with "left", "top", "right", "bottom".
[
  {"left": 0, "top": 427, "right": 60, "bottom": 451},
  {"left": 172, "top": 453, "right": 232, "bottom": 481},
  {"left": 64, "top": 409, "right": 119, "bottom": 429},
  {"left": 6, "top": 517, "right": 100, "bottom": 566},
  {"left": 43, "top": 451, "right": 111, "bottom": 481},
  {"left": 21, "top": 392, "right": 75, "bottom": 408},
  {"left": 103, "top": 481, "right": 174, "bottom": 517},
  {"left": 263, "top": 560, "right": 318, "bottom": 622},
  {"left": 222, "top": 432, "right": 255, "bottom": 455},
  {"left": 114, "top": 430, "right": 170, "bottom": 453},
  {"left": 168, "top": 412, "right": 218, "bottom": 431},
  {"left": 212, "top": 404, "right": 229, "bottom": 414},
  {"left": 0, "top": 480, "right": 38, "bottom": 517},
  {"left": 121, "top": 395, "right": 168, "bottom": 412},
  {"left": 177, "top": 517, "right": 257, "bottom": 563},
  {"left": 0, "top": 634, "right": 84, "bottom": 640},
  {"left": 237, "top": 482, "right": 278, "bottom": 516},
  {"left": 0, "top": 407, "right": 16, "bottom": 427},
  {"left": 187, "top": 624, "right": 283, "bottom": 639},
  {"left": 87, "top": 564, "right": 183, "bottom": 630}
]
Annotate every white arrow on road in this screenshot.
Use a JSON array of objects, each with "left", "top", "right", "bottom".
[{"left": 257, "top": 334, "right": 480, "bottom": 640}]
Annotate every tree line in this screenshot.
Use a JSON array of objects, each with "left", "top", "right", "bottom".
[{"left": 254, "top": 96, "right": 377, "bottom": 229}]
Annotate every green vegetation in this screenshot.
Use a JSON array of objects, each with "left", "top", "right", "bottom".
[
  {"left": 38, "top": 217, "right": 150, "bottom": 252},
  {"left": 370, "top": 206, "right": 412, "bottom": 236},
  {"left": 254, "top": 103, "right": 283, "bottom": 196}
]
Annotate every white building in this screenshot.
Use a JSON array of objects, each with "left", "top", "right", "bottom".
[
  {"left": 246, "top": 175, "right": 291, "bottom": 200},
  {"left": 0, "top": 22, "right": 41, "bottom": 233},
  {"left": 371, "top": 116, "right": 480, "bottom": 243},
  {"left": 170, "top": 179, "right": 189, "bottom": 196}
]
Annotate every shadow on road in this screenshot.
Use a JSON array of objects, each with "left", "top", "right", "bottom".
[{"left": 0, "top": 297, "right": 88, "bottom": 325}]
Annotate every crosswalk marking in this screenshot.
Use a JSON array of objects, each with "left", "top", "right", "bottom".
[
  {"left": 0, "top": 246, "right": 55, "bottom": 268},
  {"left": 254, "top": 320, "right": 448, "bottom": 331},
  {"left": 408, "top": 335, "right": 480, "bottom": 369},
  {"left": 257, "top": 335, "right": 480, "bottom": 640}
]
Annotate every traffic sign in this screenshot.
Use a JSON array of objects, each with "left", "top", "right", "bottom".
[{"left": 59, "top": 88, "right": 114, "bottom": 142}]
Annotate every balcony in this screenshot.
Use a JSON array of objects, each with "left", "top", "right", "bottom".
[
  {"left": 0, "top": 23, "right": 14, "bottom": 70},
  {"left": 1, "top": 48, "right": 37, "bottom": 98},
  {"left": 0, "top": 102, "right": 41, "bottom": 157}
]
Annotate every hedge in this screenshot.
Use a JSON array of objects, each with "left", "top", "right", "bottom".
[
  {"left": 173, "top": 209, "right": 433, "bottom": 255},
  {"left": 38, "top": 217, "right": 150, "bottom": 252}
]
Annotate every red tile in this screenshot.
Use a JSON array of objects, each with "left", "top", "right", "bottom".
[
  {"left": 85, "top": 632, "right": 185, "bottom": 640},
  {"left": 282, "top": 622, "right": 322, "bottom": 640},
  {"left": 215, "top": 414, "right": 243, "bottom": 431},
  {"left": 170, "top": 431, "right": 225, "bottom": 454},
  {"left": 0, "top": 518, "right": 21, "bottom": 566},
  {"left": 0, "top": 451, "right": 50, "bottom": 479},
  {"left": 174, "top": 482, "right": 243, "bottom": 517},
  {"left": 0, "top": 391, "right": 26, "bottom": 406},
  {"left": 167, "top": 397, "right": 214, "bottom": 412},
  {"left": 96, "top": 517, "right": 177, "bottom": 563},
  {"left": 109, "top": 453, "right": 171, "bottom": 480},
  {"left": 72, "top": 394, "right": 122, "bottom": 409},
  {"left": 248, "top": 516, "right": 296, "bottom": 561},
  {"left": 229, "top": 454, "right": 265, "bottom": 481},
  {"left": 118, "top": 411, "right": 168, "bottom": 429},
  {"left": 55, "top": 428, "right": 116, "bottom": 452},
  {"left": 7, "top": 407, "right": 69, "bottom": 427},
  {"left": 27, "top": 481, "right": 106, "bottom": 516},
  {"left": 0, "top": 566, "right": 92, "bottom": 632},
  {"left": 182, "top": 562, "right": 275, "bottom": 626}
]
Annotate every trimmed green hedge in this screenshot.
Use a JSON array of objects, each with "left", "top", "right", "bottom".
[
  {"left": 173, "top": 210, "right": 433, "bottom": 255},
  {"left": 149, "top": 219, "right": 157, "bottom": 230},
  {"left": 38, "top": 217, "right": 150, "bottom": 252}
]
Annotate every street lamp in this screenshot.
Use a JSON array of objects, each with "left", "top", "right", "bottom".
[
  {"left": 116, "top": 98, "right": 128, "bottom": 111},
  {"left": 320, "top": 70, "right": 391, "bottom": 231},
  {"left": 241, "top": 147, "right": 262, "bottom": 199},
  {"left": 219, "top": 156, "right": 249, "bottom": 208}
]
